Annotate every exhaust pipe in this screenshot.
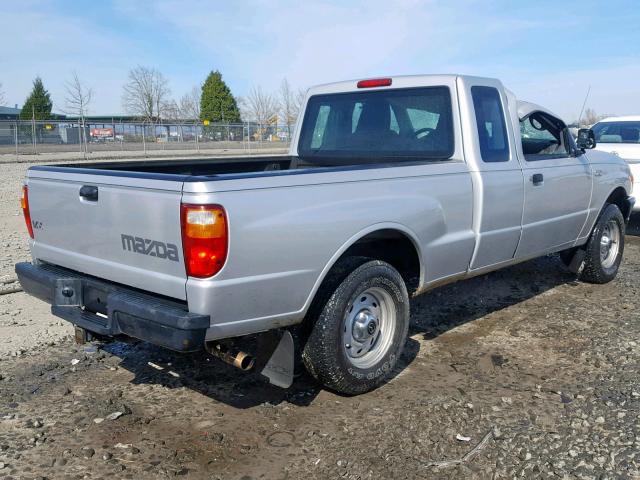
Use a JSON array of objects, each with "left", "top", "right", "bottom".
[{"left": 206, "top": 342, "right": 255, "bottom": 371}]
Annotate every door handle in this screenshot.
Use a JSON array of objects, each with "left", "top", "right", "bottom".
[
  {"left": 531, "top": 173, "right": 544, "bottom": 186},
  {"left": 79, "top": 185, "right": 98, "bottom": 202},
  {"left": 594, "top": 169, "right": 604, "bottom": 177}
]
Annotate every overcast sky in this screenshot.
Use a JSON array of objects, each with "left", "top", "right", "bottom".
[{"left": 1, "top": 0, "right": 639, "bottom": 121}]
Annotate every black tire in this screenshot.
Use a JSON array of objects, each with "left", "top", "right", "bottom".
[
  {"left": 302, "top": 258, "right": 410, "bottom": 395},
  {"left": 579, "top": 203, "right": 625, "bottom": 284}
]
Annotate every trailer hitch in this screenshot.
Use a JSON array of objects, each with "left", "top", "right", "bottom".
[{"left": 206, "top": 330, "right": 295, "bottom": 388}]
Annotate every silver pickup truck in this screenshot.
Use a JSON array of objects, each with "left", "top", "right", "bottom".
[{"left": 16, "top": 75, "right": 634, "bottom": 395}]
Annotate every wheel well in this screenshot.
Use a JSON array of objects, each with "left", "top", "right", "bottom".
[
  {"left": 298, "top": 230, "right": 421, "bottom": 334},
  {"left": 606, "top": 187, "right": 629, "bottom": 219},
  {"left": 337, "top": 229, "right": 421, "bottom": 292}
]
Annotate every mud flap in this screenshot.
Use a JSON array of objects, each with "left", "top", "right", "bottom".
[
  {"left": 568, "top": 249, "right": 586, "bottom": 275},
  {"left": 256, "top": 330, "right": 294, "bottom": 388}
]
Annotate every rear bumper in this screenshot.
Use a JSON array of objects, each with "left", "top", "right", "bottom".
[{"left": 15, "top": 262, "right": 209, "bottom": 352}]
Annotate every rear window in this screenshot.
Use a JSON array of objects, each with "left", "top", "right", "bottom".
[
  {"left": 592, "top": 121, "right": 640, "bottom": 144},
  {"left": 298, "top": 87, "right": 454, "bottom": 163}
]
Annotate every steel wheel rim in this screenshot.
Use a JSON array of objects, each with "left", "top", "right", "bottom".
[
  {"left": 600, "top": 219, "right": 620, "bottom": 269},
  {"left": 342, "top": 287, "right": 396, "bottom": 369}
]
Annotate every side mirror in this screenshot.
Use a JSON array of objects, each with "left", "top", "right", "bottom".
[{"left": 577, "top": 128, "right": 596, "bottom": 149}]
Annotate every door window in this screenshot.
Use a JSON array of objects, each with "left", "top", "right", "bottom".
[{"left": 520, "top": 112, "right": 569, "bottom": 160}]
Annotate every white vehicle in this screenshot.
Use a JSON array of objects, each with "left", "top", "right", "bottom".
[{"left": 592, "top": 116, "right": 640, "bottom": 209}]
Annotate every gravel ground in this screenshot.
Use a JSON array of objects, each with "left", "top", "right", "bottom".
[
  {"left": 0, "top": 159, "right": 639, "bottom": 479},
  {"left": 0, "top": 163, "right": 72, "bottom": 358}
]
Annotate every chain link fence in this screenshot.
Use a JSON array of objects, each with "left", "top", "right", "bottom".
[{"left": 0, "top": 119, "right": 294, "bottom": 157}]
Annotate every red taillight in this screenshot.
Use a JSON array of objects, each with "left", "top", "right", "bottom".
[
  {"left": 21, "top": 185, "right": 34, "bottom": 239},
  {"left": 180, "top": 204, "right": 228, "bottom": 278},
  {"left": 357, "top": 78, "right": 392, "bottom": 88}
]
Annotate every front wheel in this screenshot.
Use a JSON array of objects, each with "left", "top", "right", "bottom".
[
  {"left": 579, "top": 203, "right": 625, "bottom": 284},
  {"left": 302, "top": 259, "right": 410, "bottom": 395}
]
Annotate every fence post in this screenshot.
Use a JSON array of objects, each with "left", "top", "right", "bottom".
[
  {"left": 78, "top": 120, "right": 83, "bottom": 155},
  {"left": 14, "top": 121, "right": 18, "bottom": 159},
  {"left": 142, "top": 122, "right": 147, "bottom": 155},
  {"left": 31, "top": 117, "right": 37, "bottom": 154},
  {"left": 195, "top": 123, "right": 200, "bottom": 152},
  {"left": 83, "top": 118, "right": 88, "bottom": 159},
  {"left": 161, "top": 122, "right": 166, "bottom": 151},
  {"left": 111, "top": 119, "right": 116, "bottom": 153},
  {"left": 247, "top": 122, "right": 251, "bottom": 154}
]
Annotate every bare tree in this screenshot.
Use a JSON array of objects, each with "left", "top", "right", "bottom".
[
  {"left": 63, "top": 72, "right": 93, "bottom": 154},
  {"left": 122, "top": 66, "right": 170, "bottom": 122},
  {"left": 582, "top": 108, "right": 601, "bottom": 126},
  {"left": 64, "top": 72, "right": 93, "bottom": 118},
  {"left": 161, "top": 99, "right": 181, "bottom": 122},
  {"left": 179, "top": 86, "right": 201, "bottom": 121},
  {"left": 278, "top": 78, "right": 298, "bottom": 137},
  {"left": 278, "top": 81, "right": 307, "bottom": 137},
  {"left": 243, "top": 86, "right": 278, "bottom": 125},
  {"left": 0, "top": 82, "right": 5, "bottom": 106},
  {"left": 295, "top": 88, "right": 306, "bottom": 114}
]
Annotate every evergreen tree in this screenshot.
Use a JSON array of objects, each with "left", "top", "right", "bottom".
[
  {"left": 20, "top": 77, "right": 53, "bottom": 120},
  {"left": 200, "top": 71, "right": 241, "bottom": 123}
]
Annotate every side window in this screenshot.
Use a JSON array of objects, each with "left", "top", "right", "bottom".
[
  {"left": 351, "top": 103, "right": 363, "bottom": 133},
  {"left": 592, "top": 121, "right": 640, "bottom": 144},
  {"left": 310, "top": 105, "right": 330, "bottom": 148},
  {"left": 389, "top": 107, "right": 400, "bottom": 134},
  {"left": 520, "top": 112, "right": 569, "bottom": 161},
  {"left": 471, "top": 86, "right": 509, "bottom": 162}
]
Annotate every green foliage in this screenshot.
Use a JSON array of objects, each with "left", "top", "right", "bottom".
[
  {"left": 200, "top": 71, "right": 241, "bottom": 123},
  {"left": 20, "top": 77, "right": 53, "bottom": 120}
]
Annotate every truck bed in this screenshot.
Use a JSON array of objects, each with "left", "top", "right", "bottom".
[
  {"left": 33, "top": 154, "right": 446, "bottom": 181},
  {"left": 40, "top": 155, "right": 297, "bottom": 178}
]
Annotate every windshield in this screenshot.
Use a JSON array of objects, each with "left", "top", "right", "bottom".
[
  {"left": 592, "top": 121, "right": 640, "bottom": 144},
  {"left": 297, "top": 87, "right": 454, "bottom": 163}
]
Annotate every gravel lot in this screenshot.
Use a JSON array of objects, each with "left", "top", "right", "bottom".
[
  {"left": 0, "top": 146, "right": 288, "bottom": 164},
  {"left": 0, "top": 159, "right": 639, "bottom": 479}
]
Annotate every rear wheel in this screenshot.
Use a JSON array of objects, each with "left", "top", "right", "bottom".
[
  {"left": 578, "top": 203, "right": 625, "bottom": 284},
  {"left": 302, "top": 259, "right": 410, "bottom": 395}
]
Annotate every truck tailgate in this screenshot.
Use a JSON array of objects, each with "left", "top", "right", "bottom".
[{"left": 26, "top": 170, "right": 187, "bottom": 300}]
